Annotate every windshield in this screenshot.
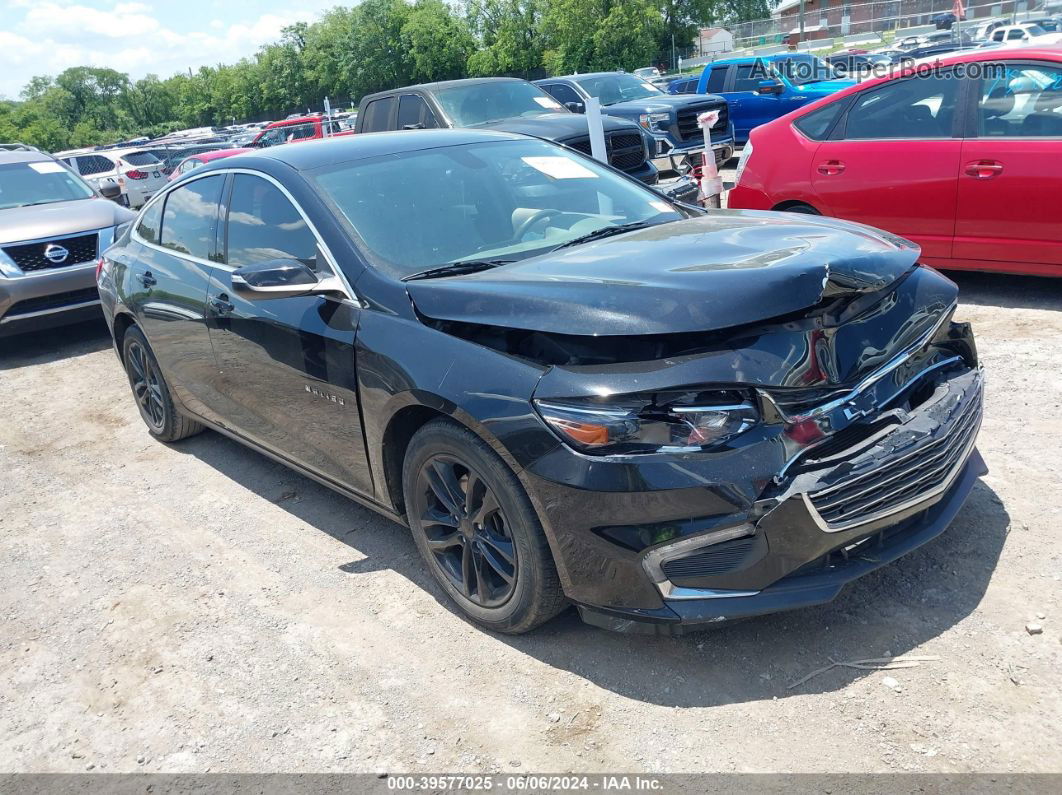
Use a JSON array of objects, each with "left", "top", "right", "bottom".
[
  {"left": 771, "top": 54, "right": 838, "bottom": 84},
  {"left": 434, "top": 81, "right": 566, "bottom": 126},
  {"left": 1025, "top": 25, "right": 1047, "bottom": 35},
  {"left": 572, "top": 73, "right": 665, "bottom": 105},
  {"left": 312, "top": 139, "right": 683, "bottom": 279},
  {"left": 0, "top": 161, "right": 95, "bottom": 210}
]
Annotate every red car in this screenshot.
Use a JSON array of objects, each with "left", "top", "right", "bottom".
[
  {"left": 728, "top": 48, "right": 1062, "bottom": 277},
  {"left": 250, "top": 116, "right": 355, "bottom": 148},
  {"left": 168, "top": 148, "right": 253, "bottom": 181}
]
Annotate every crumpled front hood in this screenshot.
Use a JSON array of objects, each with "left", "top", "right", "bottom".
[
  {"left": 407, "top": 210, "right": 921, "bottom": 337},
  {"left": 0, "top": 198, "right": 135, "bottom": 244}
]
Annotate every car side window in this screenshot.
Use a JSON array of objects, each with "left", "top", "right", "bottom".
[
  {"left": 257, "top": 128, "right": 287, "bottom": 148},
  {"left": 397, "top": 95, "right": 436, "bottom": 129},
  {"left": 978, "top": 63, "right": 1062, "bottom": 137},
  {"left": 361, "top": 97, "right": 395, "bottom": 132},
  {"left": 705, "top": 66, "right": 728, "bottom": 93},
  {"left": 1007, "top": 29, "right": 1025, "bottom": 40},
  {"left": 843, "top": 73, "right": 959, "bottom": 139},
  {"left": 288, "top": 123, "right": 316, "bottom": 141},
  {"left": 225, "top": 174, "right": 322, "bottom": 270},
  {"left": 159, "top": 175, "right": 224, "bottom": 260},
  {"left": 76, "top": 155, "right": 114, "bottom": 176},
  {"left": 794, "top": 99, "right": 846, "bottom": 140},
  {"left": 543, "top": 83, "right": 583, "bottom": 106},
  {"left": 136, "top": 200, "right": 163, "bottom": 245},
  {"left": 732, "top": 64, "right": 760, "bottom": 92}
]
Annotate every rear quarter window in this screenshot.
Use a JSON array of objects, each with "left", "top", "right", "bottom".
[{"left": 794, "top": 100, "right": 846, "bottom": 140}]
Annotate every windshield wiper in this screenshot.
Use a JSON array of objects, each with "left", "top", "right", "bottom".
[
  {"left": 402, "top": 259, "right": 514, "bottom": 282},
  {"left": 551, "top": 221, "right": 655, "bottom": 251}
]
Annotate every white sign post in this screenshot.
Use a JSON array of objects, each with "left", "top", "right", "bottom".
[
  {"left": 697, "top": 110, "right": 722, "bottom": 208},
  {"left": 324, "top": 96, "right": 332, "bottom": 137},
  {"left": 584, "top": 97, "right": 608, "bottom": 164}
]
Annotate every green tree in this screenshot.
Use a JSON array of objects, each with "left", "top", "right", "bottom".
[
  {"left": 591, "top": 0, "right": 663, "bottom": 72},
  {"left": 402, "top": 0, "right": 475, "bottom": 83},
  {"left": 466, "top": 0, "right": 545, "bottom": 77}
]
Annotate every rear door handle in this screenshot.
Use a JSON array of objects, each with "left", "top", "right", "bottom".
[
  {"left": 208, "top": 294, "right": 234, "bottom": 315},
  {"left": 964, "top": 160, "right": 1003, "bottom": 179},
  {"left": 136, "top": 270, "right": 156, "bottom": 287},
  {"left": 816, "top": 160, "right": 846, "bottom": 176}
]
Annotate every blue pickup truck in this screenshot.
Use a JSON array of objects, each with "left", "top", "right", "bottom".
[
  {"left": 685, "top": 54, "right": 855, "bottom": 144},
  {"left": 535, "top": 72, "right": 735, "bottom": 172}
]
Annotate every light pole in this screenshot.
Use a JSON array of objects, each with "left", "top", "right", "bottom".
[{"left": 798, "top": 0, "right": 806, "bottom": 50}]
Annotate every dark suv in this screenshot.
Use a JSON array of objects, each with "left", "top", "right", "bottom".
[
  {"left": 535, "top": 71, "right": 734, "bottom": 172},
  {"left": 98, "top": 131, "right": 985, "bottom": 635},
  {"left": 355, "top": 78, "right": 661, "bottom": 186}
]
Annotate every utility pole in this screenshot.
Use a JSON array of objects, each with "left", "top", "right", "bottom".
[
  {"left": 798, "top": 0, "right": 806, "bottom": 50},
  {"left": 671, "top": 33, "right": 676, "bottom": 72}
]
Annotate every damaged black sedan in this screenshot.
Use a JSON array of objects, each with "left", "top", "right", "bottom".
[{"left": 98, "top": 130, "right": 985, "bottom": 635}]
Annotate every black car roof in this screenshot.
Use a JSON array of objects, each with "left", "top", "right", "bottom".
[
  {"left": 539, "top": 73, "right": 628, "bottom": 81},
  {"left": 198, "top": 129, "right": 528, "bottom": 173}
]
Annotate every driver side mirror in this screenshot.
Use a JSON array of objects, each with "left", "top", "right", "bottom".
[
  {"left": 231, "top": 258, "right": 346, "bottom": 300},
  {"left": 565, "top": 101, "right": 585, "bottom": 113},
  {"left": 98, "top": 182, "right": 122, "bottom": 201},
  {"left": 756, "top": 79, "right": 785, "bottom": 95}
]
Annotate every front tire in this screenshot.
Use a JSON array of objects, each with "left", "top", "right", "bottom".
[
  {"left": 402, "top": 419, "right": 567, "bottom": 634},
  {"left": 122, "top": 326, "right": 204, "bottom": 442}
]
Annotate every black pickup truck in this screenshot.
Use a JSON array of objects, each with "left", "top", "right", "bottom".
[{"left": 356, "top": 78, "right": 669, "bottom": 189}]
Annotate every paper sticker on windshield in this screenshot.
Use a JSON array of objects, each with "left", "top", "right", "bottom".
[
  {"left": 522, "top": 156, "right": 598, "bottom": 180},
  {"left": 533, "top": 96, "right": 563, "bottom": 109},
  {"left": 649, "top": 200, "right": 673, "bottom": 214},
  {"left": 29, "top": 161, "right": 65, "bottom": 174}
]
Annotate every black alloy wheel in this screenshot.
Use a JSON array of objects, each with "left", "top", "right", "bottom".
[
  {"left": 126, "top": 338, "right": 166, "bottom": 431},
  {"left": 417, "top": 455, "right": 518, "bottom": 608},
  {"left": 121, "top": 325, "right": 204, "bottom": 442},
  {"left": 402, "top": 419, "right": 567, "bottom": 633}
]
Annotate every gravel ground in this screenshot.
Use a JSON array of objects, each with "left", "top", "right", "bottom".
[{"left": 1, "top": 246, "right": 1060, "bottom": 773}]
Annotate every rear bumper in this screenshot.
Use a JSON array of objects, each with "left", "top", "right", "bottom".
[
  {"left": 0, "top": 263, "right": 101, "bottom": 337},
  {"left": 577, "top": 448, "right": 987, "bottom": 635}
]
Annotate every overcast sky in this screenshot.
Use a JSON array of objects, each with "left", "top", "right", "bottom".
[{"left": 0, "top": 0, "right": 340, "bottom": 100}]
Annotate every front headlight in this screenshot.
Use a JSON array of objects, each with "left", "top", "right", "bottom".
[
  {"left": 638, "top": 111, "right": 671, "bottom": 131},
  {"left": 734, "top": 139, "right": 753, "bottom": 184},
  {"left": 534, "top": 390, "right": 759, "bottom": 455}
]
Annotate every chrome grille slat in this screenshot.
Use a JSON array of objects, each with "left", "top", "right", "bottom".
[
  {"left": 808, "top": 378, "right": 982, "bottom": 527},
  {"left": 810, "top": 389, "right": 982, "bottom": 510},
  {"left": 809, "top": 382, "right": 982, "bottom": 503}
]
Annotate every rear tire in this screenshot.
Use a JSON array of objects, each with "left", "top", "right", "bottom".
[
  {"left": 122, "top": 326, "right": 204, "bottom": 442},
  {"left": 402, "top": 418, "right": 567, "bottom": 634},
  {"left": 777, "top": 202, "right": 820, "bottom": 215}
]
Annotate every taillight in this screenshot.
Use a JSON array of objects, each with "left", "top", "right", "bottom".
[{"left": 125, "top": 169, "right": 148, "bottom": 180}]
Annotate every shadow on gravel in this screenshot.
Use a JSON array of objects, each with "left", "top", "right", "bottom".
[
  {"left": 951, "top": 271, "right": 1062, "bottom": 311},
  {"left": 0, "top": 317, "right": 112, "bottom": 370},
  {"left": 180, "top": 425, "right": 1009, "bottom": 710}
]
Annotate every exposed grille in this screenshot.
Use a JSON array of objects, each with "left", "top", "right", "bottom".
[
  {"left": 807, "top": 379, "right": 983, "bottom": 528},
  {"left": 677, "top": 102, "right": 728, "bottom": 142},
  {"left": 4, "top": 287, "right": 100, "bottom": 318},
  {"left": 564, "top": 131, "right": 646, "bottom": 173},
  {"left": 3, "top": 233, "right": 98, "bottom": 272}
]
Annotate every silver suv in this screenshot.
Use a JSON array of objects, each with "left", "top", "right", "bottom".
[{"left": 0, "top": 148, "right": 136, "bottom": 337}]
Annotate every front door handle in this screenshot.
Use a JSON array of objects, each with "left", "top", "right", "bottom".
[
  {"left": 209, "top": 294, "right": 234, "bottom": 315},
  {"left": 816, "top": 160, "right": 846, "bottom": 176},
  {"left": 136, "top": 270, "right": 156, "bottom": 287},
  {"left": 964, "top": 160, "right": 1003, "bottom": 179}
]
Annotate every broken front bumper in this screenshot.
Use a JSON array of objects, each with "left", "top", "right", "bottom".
[{"left": 524, "top": 363, "right": 985, "bottom": 635}]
